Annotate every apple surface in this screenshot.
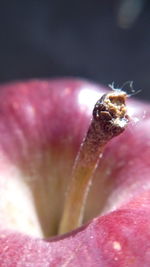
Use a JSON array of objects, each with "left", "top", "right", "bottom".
[{"left": 0, "top": 79, "right": 150, "bottom": 266}]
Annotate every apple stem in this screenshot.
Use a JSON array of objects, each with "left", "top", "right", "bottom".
[{"left": 59, "top": 90, "right": 129, "bottom": 234}]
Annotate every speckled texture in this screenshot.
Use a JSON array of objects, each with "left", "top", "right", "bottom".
[{"left": 1, "top": 199, "right": 150, "bottom": 267}]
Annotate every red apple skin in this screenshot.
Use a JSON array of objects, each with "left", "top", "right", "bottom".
[{"left": 0, "top": 79, "right": 150, "bottom": 266}]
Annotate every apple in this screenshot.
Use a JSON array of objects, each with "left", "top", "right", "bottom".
[{"left": 0, "top": 78, "right": 150, "bottom": 266}]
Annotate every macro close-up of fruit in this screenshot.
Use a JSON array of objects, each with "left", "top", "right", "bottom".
[
  {"left": 0, "top": 1, "right": 150, "bottom": 266},
  {"left": 0, "top": 78, "right": 150, "bottom": 266}
]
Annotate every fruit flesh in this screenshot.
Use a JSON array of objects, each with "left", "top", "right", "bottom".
[
  {"left": 0, "top": 79, "right": 105, "bottom": 237},
  {"left": 0, "top": 79, "right": 150, "bottom": 266}
]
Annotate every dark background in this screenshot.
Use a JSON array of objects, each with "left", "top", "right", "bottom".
[{"left": 0, "top": 0, "right": 150, "bottom": 100}]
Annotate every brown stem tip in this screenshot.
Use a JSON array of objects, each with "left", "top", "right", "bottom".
[
  {"left": 93, "top": 90, "right": 129, "bottom": 137},
  {"left": 59, "top": 90, "right": 129, "bottom": 235}
]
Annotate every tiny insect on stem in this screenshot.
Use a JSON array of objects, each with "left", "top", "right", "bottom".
[{"left": 58, "top": 90, "right": 129, "bottom": 235}]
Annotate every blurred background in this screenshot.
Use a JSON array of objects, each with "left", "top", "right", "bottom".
[{"left": 0, "top": 0, "right": 149, "bottom": 100}]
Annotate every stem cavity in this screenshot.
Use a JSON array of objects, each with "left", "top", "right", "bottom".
[{"left": 59, "top": 90, "right": 129, "bottom": 234}]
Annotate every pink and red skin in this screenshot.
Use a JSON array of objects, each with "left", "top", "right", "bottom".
[{"left": 0, "top": 79, "right": 150, "bottom": 266}]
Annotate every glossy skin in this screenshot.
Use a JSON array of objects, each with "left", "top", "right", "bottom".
[{"left": 0, "top": 79, "right": 150, "bottom": 266}]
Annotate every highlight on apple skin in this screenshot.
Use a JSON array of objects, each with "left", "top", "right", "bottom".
[{"left": 0, "top": 79, "right": 150, "bottom": 266}]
